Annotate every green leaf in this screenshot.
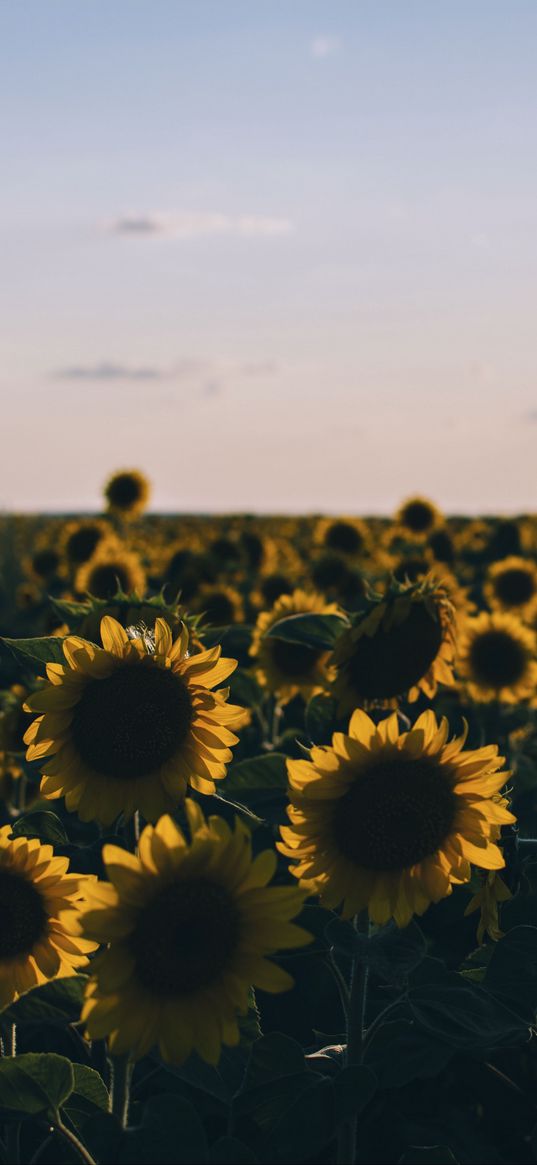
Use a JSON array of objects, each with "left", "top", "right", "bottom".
[
  {"left": 64, "top": 1064, "right": 110, "bottom": 1123},
  {"left": 266, "top": 1076, "right": 335, "bottom": 1163},
  {"left": 120, "top": 1094, "right": 208, "bottom": 1164},
  {"left": 210, "top": 1138, "right": 258, "bottom": 1164},
  {"left": 222, "top": 754, "right": 288, "bottom": 798},
  {"left": 364, "top": 1020, "right": 453, "bottom": 1088},
  {"left": 484, "top": 924, "right": 537, "bottom": 1020},
  {"left": 408, "top": 975, "right": 529, "bottom": 1049},
  {"left": 0, "top": 636, "right": 65, "bottom": 674},
  {"left": 399, "top": 1149, "right": 459, "bottom": 1165},
  {"left": 242, "top": 1033, "right": 306, "bottom": 1091},
  {"left": 11, "top": 811, "right": 69, "bottom": 847},
  {"left": 325, "top": 919, "right": 426, "bottom": 983},
  {"left": 1, "top": 976, "right": 87, "bottom": 1026},
  {"left": 333, "top": 1065, "right": 376, "bottom": 1123},
  {"left": 262, "top": 613, "right": 349, "bottom": 649},
  {"left": 305, "top": 694, "right": 339, "bottom": 744},
  {"left": 0, "top": 1052, "right": 74, "bottom": 1118}
]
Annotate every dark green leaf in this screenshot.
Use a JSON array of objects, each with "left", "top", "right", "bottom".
[
  {"left": 333, "top": 1065, "right": 376, "bottom": 1123},
  {"left": 262, "top": 613, "right": 348, "bottom": 649},
  {"left": 11, "top": 811, "right": 69, "bottom": 847},
  {"left": 64, "top": 1064, "right": 110, "bottom": 1123},
  {"left": 0, "top": 636, "right": 65, "bottom": 674},
  {"left": 408, "top": 975, "right": 529, "bottom": 1049},
  {"left": 242, "top": 1033, "right": 306, "bottom": 1091},
  {"left": 2, "top": 976, "right": 87, "bottom": 1026},
  {"left": 398, "top": 1149, "right": 459, "bottom": 1165},
  {"left": 222, "top": 754, "right": 288, "bottom": 798},
  {"left": 210, "top": 1138, "right": 258, "bottom": 1164},
  {"left": 364, "top": 1020, "right": 453, "bottom": 1088},
  {"left": 484, "top": 924, "right": 537, "bottom": 1020},
  {"left": 120, "top": 1094, "right": 208, "bottom": 1164},
  {"left": 0, "top": 1053, "right": 73, "bottom": 1117}
]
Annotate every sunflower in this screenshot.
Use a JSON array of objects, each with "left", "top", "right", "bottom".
[
  {"left": 75, "top": 543, "right": 146, "bottom": 601},
  {"left": 331, "top": 576, "right": 456, "bottom": 711},
  {"left": 104, "top": 469, "right": 150, "bottom": 519},
  {"left": 250, "top": 589, "right": 342, "bottom": 703},
  {"left": 457, "top": 611, "right": 537, "bottom": 705},
  {"left": 0, "top": 826, "right": 96, "bottom": 1008},
  {"left": 314, "top": 517, "right": 371, "bottom": 560},
  {"left": 23, "top": 616, "right": 243, "bottom": 825},
  {"left": 394, "top": 496, "right": 443, "bottom": 540},
  {"left": 278, "top": 709, "right": 514, "bottom": 927},
  {"left": 464, "top": 870, "right": 511, "bottom": 944},
  {"left": 59, "top": 518, "right": 113, "bottom": 568},
  {"left": 484, "top": 556, "right": 537, "bottom": 621},
  {"left": 74, "top": 803, "right": 309, "bottom": 1064},
  {"left": 193, "top": 583, "right": 245, "bottom": 627}
]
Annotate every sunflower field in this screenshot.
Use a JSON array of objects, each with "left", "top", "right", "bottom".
[{"left": 0, "top": 475, "right": 536, "bottom": 1165}]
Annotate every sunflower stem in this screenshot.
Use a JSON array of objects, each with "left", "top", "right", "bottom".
[
  {"left": 53, "top": 1116, "right": 97, "bottom": 1165},
  {"left": 337, "top": 914, "right": 369, "bottom": 1164},
  {"left": 109, "top": 1053, "right": 133, "bottom": 1128}
]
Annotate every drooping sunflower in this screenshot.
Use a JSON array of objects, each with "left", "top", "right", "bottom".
[
  {"left": 0, "top": 826, "right": 97, "bottom": 1008},
  {"left": 104, "top": 469, "right": 150, "bottom": 519},
  {"left": 59, "top": 518, "right": 114, "bottom": 569},
  {"left": 331, "top": 576, "right": 456, "bottom": 711},
  {"left": 250, "top": 589, "right": 342, "bottom": 703},
  {"left": 484, "top": 556, "right": 537, "bottom": 621},
  {"left": 74, "top": 803, "right": 309, "bottom": 1064},
  {"left": 394, "top": 496, "right": 443, "bottom": 540},
  {"left": 75, "top": 543, "right": 147, "bottom": 601},
  {"left": 457, "top": 611, "right": 537, "bottom": 705},
  {"left": 314, "top": 517, "right": 371, "bottom": 560},
  {"left": 278, "top": 709, "right": 514, "bottom": 927},
  {"left": 24, "top": 616, "right": 243, "bottom": 824}
]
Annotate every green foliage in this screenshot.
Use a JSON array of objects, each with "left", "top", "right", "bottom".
[{"left": 261, "top": 612, "right": 349, "bottom": 648}]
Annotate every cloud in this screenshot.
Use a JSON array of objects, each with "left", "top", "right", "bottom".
[
  {"left": 56, "top": 362, "right": 167, "bottom": 381},
  {"left": 109, "top": 212, "right": 293, "bottom": 240},
  {"left": 309, "top": 35, "right": 341, "bottom": 59},
  {"left": 54, "top": 358, "right": 279, "bottom": 395}
]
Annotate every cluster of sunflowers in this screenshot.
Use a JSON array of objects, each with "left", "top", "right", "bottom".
[{"left": 0, "top": 473, "right": 535, "bottom": 1164}]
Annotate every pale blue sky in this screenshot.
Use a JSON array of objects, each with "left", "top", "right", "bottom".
[{"left": 1, "top": 1, "right": 536, "bottom": 512}]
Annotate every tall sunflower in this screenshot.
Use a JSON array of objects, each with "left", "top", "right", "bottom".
[
  {"left": 394, "top": 496, "right": 443, "bottom": 540},
  {"left": 457, "top": 611, "right": 537, "bottom": 705},
  {"left": 104, "top": 469, "right": 150, "bottom": 519},
  {"left": 331, "top": 576, "right": 456, "bottom": 711},
  {"left": 484, "top": 556, "right": 537, "bottom": 621},
  {"left": 250, "top": 589, "right": 342, "bottom": 703},
  {"left": 24, "top": 616, "right": 244, "bottom": 824},
  {"left": 0, "top": 827, "right": 96, "bottom": 1008},
  {"left": 74, "top": 803, "right": 309, "bottom": 1064},
  {"left": 278, "top": 709, "right": 514, "bottom": 927},
  {"left": 314, "top": 517, "right": 371, "bottom": 560}
]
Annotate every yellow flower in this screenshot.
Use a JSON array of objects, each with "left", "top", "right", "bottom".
[
  {"left": 59, "top": 518, "right": 113, "bottom": 569},
  {"left": 314, "top": 517, "right": 371, "bottom": 559},
  {"left": 104, "top": 469, "right": 150, "bottom": 519},
  {"left": 331, "top": 576, "right": 456, "bottom": 710},
  {"left": 75, "top": 543, "right": 147, "bottom": 601},
  {"left": 250, "top": 589, "right": 341, "bottom": 703},
  {"left": 464, "top": 871, "right": 511, "bottom": 944},
  {"left": 484, "top": 556, "right": 537, "bottom": 621},
  {"left": 394, "top": 496, "right": 443, "bottom": 539},
  {"left": 0, "top": 827, "right": 96, "bottom": 1009},
  {"left": 75, "top": 804, "right": 310, "bottom": 1064},
  {"left": 457, "top": 611, "right": 537, "bottom": 704},
  {"left": 278, "top": 709, "right": 514, "bottom": 927},
  {"left": 24, "top": 617, "right": 243, "bottom": 825}
]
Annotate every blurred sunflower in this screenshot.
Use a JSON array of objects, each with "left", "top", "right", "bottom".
[
  {"left": 250, "top": 589, "right": 341, "bottom": 703},
  {"left": 24, "top": 616, "right": 243, "bottom": 824},
  {"left": 484, "top": 556, "right": 537, "bottom": 621},
  {"left": 394, "top": 496, "right": 443, "bottom": 540},
  {"left": 0, "top": 827, "right": 96, "bottom": 1007},
  {"left": 59, "top": 518, "right": 113, "bottom": 569},
  {"left": 457, "top": 611, "right": 537, "bottom": 705},
  {"left": 75, "top": 543, "right": 146, "bottom": 600},
  {"left": 104, "top": 469, "right": 150, "bottom": 519},
  {"left": 278, "top": 709, "right": 513, "bottom": 926},
  {"left": 75, "top": 803, "right": 309, "bottom": 1064},
  {"left": 331, "top": 576, "right": 456, "bottom": 710},
  {"left": 314, "top": 517, "right": 371, "bottom": 560},
  {"left": 194, "top": 583, "right": 245, "bottom": 626}
]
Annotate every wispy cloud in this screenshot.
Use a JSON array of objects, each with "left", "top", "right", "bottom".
[
  {"left": 108, "top": 211, "right": 293, "bottom": 240},
  {"left": 53, "top": 358, "right": 279, "bottom": 395},
  {"left": 309, "top": 35, "right": 341, "bottom": 59},
  {"left": 56, "top": 362, "right": 167, "bottom": 381}
]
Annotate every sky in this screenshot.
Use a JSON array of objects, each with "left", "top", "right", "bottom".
[{"left": 1, "top": 0, "right": 537, "bottom": 514}]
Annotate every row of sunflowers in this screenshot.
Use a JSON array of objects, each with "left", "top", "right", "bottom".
[{"left": 0, "top": 473, "right": 535, "bottom": 1164}]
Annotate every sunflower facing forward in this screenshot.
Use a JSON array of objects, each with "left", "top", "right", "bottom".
[
  {"left": 0, "top": 827, "right": 96, "bottom": 1008},
  {"left": 250, "top": 589, "right": 342, "bottom": 703},
  {"left": 104, "top": 469, "right": 150, "bottom": 519},
  {"left": 331, "top": 576, "right": 456, "bottom": 711},
  {"left": 278, "top": 709, "right": 514, "bottom": 927},
  {"left": 484, "top": 556, "right": 537, "bottom": 621},
  {"left": 74, "top": 803, "right": 309, "bottom": 1064},
  {"left": 24, "top": 617, "right": 243, "bottom": 824},
  {"left": 457, "top": 611, "right": 537, "bottom": 705}
]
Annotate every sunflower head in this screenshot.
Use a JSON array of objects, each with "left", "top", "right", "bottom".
[
  {"left": 250, "top": 589, "right": 341, "bottom": 703},
  {"left": 75, "top": 543, "right": 147, "bottom": 601},
  {"left": 75, "top": 803, "right": 310, "bottom": 1064},
  {"left": 395, "top": 496, "right": 443, "bottom": 539},
  {"left": 315, "top": 517, "right": 370, "bottom": 559},
  {"left": 59, "top": 518, "right": 113, "bottom": 567},
  {"left": 457, "top": 611, "right": 537, "bottom": 705},
  {"left": 70, "top": 591, "right": 193, "bottom": 647},
  {"left": 484, "top": 556, "right": 537, "bottom": 619},
  {"left": 24, "top": 616, "right": 244, "bottom": 824},
  {"left": 331, "top": 575, "right": 456, "bottom": 710},
  {"left": 104, "top": 470, "right": 150, "bottom": 518},
  {"left": 193, "top": 583, "right": 245, "bottom": 627},
  {"left": 0, "top": 827, "right": 96, "bottom": 1008},
  {"left": 279, "top": 708, "right": 514, "bottom": 927}
]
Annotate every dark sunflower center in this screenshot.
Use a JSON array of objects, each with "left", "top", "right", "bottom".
[
  {"left": 469, "top": 629, "right": 527, "bottom": 689},
  {"left": 32, "top": 549, "right": 60, "bottom": 578},
  {"left": 203, "top": 592, "right": 236, "bottom": 625},
  {"left": 312, "top": 553, "right": 351, "bottom": 590},
  {"left": 0, "top": 868, "right": 47, "bottom": 958},
  {"left": 87, "top": 564, "right": 131, "bottom": 600},
  {"left": 240, "top": 532, "right": 264, "bottom": 569},
  {"left": 487, "top": 521, "right": 521, "bottom": 561},
  {"left": 401, "top": 502, "right": 435, "bottom": 533},
  {"left": 261, "top": 574, "right": 293, "bottom": 605},
  {"left": 108, "top": 475, "right": 142, "bottom": 507},
  {"left": 428, "top": 529, "right": 455, "bottom": 565},
  {"left": 71, "top": 662, "right": 193, "bottom": 779},
  {"left": 332, "top": 757, "right": 457, "bottom": 870},
  {"left": 342, "top": 601, "right": 443, "bottom": 700},
  {"left": 66, "top": 526, "right": 103, "bottom": 564},
  {"left": 269, "top": 637, "right": 323, "bottom": 680},
  {"left": 130, "top": 878, "right": 241, "bottom": 995},
  {"left": 325, "top": 522, "right": 364, "bottom": 555},
  {"left": 494, "top": 568, "right": 535, "bottom": 606}
]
